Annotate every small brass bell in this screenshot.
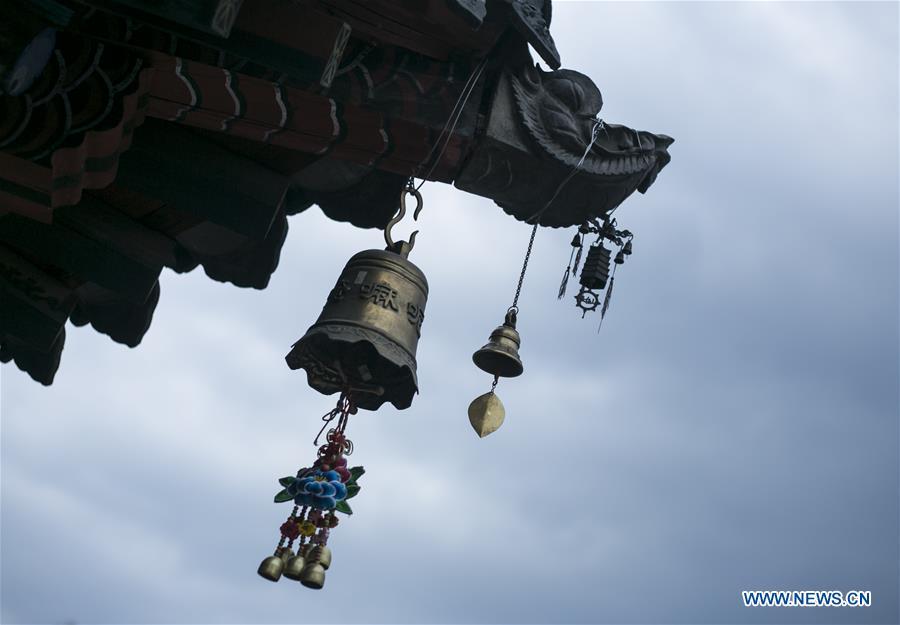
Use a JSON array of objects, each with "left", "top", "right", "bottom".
[
  {"left": 623, "top": 239, "right": 633, "bottom": 255},
  {"left": 472, "top": 309, "right": 524, "bottom": 378},
  {"left": 614, "top": 249, "right": 626, "bottom": 265},
  {"left": 257, "top": 555, "right": 285, "bottom": 582},
  {"left": 317, "top": 545, "right": 332, "bottom": 570},
  {"left": 276, "top": 546, "right": 293, "bottom": 562},
  {"left": 469, "top": 308, "right": 522, "bottom": 437},
  {"left": 468, "top": 391, "right": 506, "bottom": 438},
  {"left": 299, "top": 562, "right": 326, "bottom": 589},
  {"left": 282, "top": 553, "right": 306, "bottom": 581}
]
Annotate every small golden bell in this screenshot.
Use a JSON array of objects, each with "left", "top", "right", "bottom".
[
  {"left": 276, "top": 546, "right": 293, "bottom": 562},
  {"left": 468, "top": 391, "right": 506, "bottom": 437},
  {"left": 472, "top": 310, "right": 524, "bottom": 378},
  {"left": 282, "top": 553, "right": 306, "bottom": 581},
  {"left": 257, "top": 555, "right": 285, "bottom": 582},
  {"left": 299, "top": 562, "right": 326, "bottom": 589},
  {"left": 317, "top": 545, "right": 332, "bottom": 570}
]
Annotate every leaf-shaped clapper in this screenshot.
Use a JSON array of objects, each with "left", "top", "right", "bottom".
[
  {"left": 346, "top": 484, "right": 361, "bottom": 499},
  {"left": 274, "top": 489, "right": 293, "bottom": 503},
  {"left": 278, "top": 476, "right": 295, "bottom": 487},
  {"left": 349, "top": 466, "right": 365, "bottom": 482},
  {"left": 335, "top": 500, "right": 353, "bottom": 515}
]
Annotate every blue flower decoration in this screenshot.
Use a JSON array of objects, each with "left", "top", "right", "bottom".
[{"left": 288, "top": 469, "right": 348, "bottom": 510}]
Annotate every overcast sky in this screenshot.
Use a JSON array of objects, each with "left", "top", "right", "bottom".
[{"left": 2, "top": 2, "right": 898, "bottom": 624}]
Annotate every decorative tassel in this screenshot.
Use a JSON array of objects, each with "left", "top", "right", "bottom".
[
  {"left": 598, "top": 273, "right": 615, "bottom": 332},
  {"left": 558, "top": 233, "right": 581, "bottom": 299},
  {"left": 258, "top": 394, "right": 365, "bottom": 590},
  {"left": 558, "top": 266, "right": 570, "bottom": 299},
  {"left": 572, "top": 241, "right": 584, "bottom": 276}
]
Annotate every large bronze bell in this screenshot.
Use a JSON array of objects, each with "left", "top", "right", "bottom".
[
  {"left": 472, "top": 309, "right": 524, "bottom": 378},
  {"left": 286, "top": 189, "right": 428, "bottom": 411}
]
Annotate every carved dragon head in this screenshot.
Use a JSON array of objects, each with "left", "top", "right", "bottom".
[{"left": 512, "top": 65, "right": 673, "bottom": 194}]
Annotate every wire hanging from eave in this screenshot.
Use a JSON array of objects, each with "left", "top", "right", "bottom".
[
  {"left": 412, "top": 55, "right": 489, "bottom": 191},
  {"left": 524, "top": 116, "right": 604, "bottom": 225},
  {"left": 505, "top": 116, "right": 605, "bottom": 311}
]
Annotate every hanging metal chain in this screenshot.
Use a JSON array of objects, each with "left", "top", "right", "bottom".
[{"left": 510, "top": 223, "right": 539, "bottom": 311}]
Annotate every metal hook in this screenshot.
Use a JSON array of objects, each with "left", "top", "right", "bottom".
[{"left": 384, "top": 187, "right": 424, "bottom": 255}]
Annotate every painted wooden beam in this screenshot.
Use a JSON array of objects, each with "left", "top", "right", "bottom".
[
  {"left": 0, "top": 330, "right": 64, "bottom": 385},
  {"left": 0, "top": 213, "right": 161, "bottom": 302},
  {"left": 0, "top": 244, "right": 73, "bottom": 352},
  {"left": 114, "top": 119, "right": 288, "bottom": 240},
  {"left": 85, "top": 0, "right": 243, "bottom": 37},
  {"left": 55, "top": 196, "right": 179, "bottom": 269},
  {"left": 70, "top": 280, "right": 160, "bottom": 347}
]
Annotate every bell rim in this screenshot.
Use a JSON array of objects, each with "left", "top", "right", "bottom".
[
  {"left": 472, "top": 349, "right": 524, "bottom": 378},
  {"left": 286, "top": 324, "right": 419, "bottom": 410},
  {"left": 304, "top": 320, "right": 419, "bottom": 365}
]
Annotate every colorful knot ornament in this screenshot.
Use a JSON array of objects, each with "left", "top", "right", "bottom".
[
  {"left": 288, "top": 469, "right": 348, "bottom": 510},
  {"left": 328, "top": 457, "right": 352, "bottom": 483}
]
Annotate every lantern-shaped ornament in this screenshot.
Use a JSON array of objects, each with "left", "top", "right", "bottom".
[
  {"left": 574, "top": 242, "right": 611, "bottom": 318},
  {"left": 580, "top": 243, "right": 611, "bottom": 290},
  {"left": 286, "top": 187, "right": 428, "bottom": 411}
]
